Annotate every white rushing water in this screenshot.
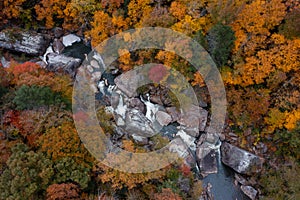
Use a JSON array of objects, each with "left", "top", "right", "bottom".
[
  {"left": 41, "top": 45, "right": 54, "bottom": 64},
  {"left": 140, "top": 94, "right": 160, "bottom": 123}
]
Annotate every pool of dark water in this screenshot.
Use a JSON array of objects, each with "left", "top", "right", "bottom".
[{"left": 202, "top": 149, "right": 250, "bottom": 200}]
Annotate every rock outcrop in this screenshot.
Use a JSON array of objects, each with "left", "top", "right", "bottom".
[
  {"left": 221, "top": 142, "right": 264, "bottom": 175},
  {"left": 0, "top": 28, "right": 50, "bottom": 56}
]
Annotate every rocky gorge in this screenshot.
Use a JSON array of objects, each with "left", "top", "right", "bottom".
[{"left": 0, "top": 27, "right": 266, "bottom": 200}]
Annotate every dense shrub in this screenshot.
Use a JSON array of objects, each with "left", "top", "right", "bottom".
[{"left": 13, "top": 85, "right": 70, "bottom": 110}]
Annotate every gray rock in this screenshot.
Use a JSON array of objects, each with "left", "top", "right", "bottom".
[
  {"left": 166, "top": 107, "right": 180, "bottom": 122},
  {"left": 1, "top": 57, "right": 10, "bottom": 68},
  {"left": 128, "top": 98, "right": 145, "bottom": 114},
  {"left": 155, "top": 111, "right": 172, "bottom": 126},
  {"left": 0, "top": 28, "right": 50, "bottom": 55},
  {"left": 200, "top": 183, "right": 214, "bottom": 200},
  {"left": 115, "top": 71, "right": 139, "bottom": 98},
  {"left": 62, "top": 34, "right": 81, "bottom": 47},
  {"left": 221, "top": 142, "right": 264, "bottom": 175},
  {"left": 52, "top": 38, "right": 65, "bottom": 54},
  {"left": 196, "top": 143, "right": 218, "bottom": 176},
  {"left": 178, "top": 105, "right": 208, "bottom": 136},
  {"left": 46, "top": 53, "right": 81, "bottom": 77},
  {"left": 178, "top": 177, "right": 191, "bottom": 193},
  {"left": 131, "top": 134, "right": 148, "bottom": 145},
  {"left": 169, "top": 137, "right": 196, "bottom": 169},
  {"left": 125, "top": 109, "right": 156, "bottom": 137},
  {"left": 53, "top": 27, "right": 64, "bottom": 38},
  {"left": 241, "top": 185, "right": 257, "bottom": 200},
  {"left": 234, "top": 173, "right": 248, "bottom": 185},
  {"left": 176, "top": 129, "right": 197, "bottom": 151},
  {"left": 113, "top": 127, "right": 126, "bottom": 140}
]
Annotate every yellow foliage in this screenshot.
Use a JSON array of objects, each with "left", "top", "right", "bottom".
[
  {"left": 224, "top": 36, "right": 300, "bottom": 86},
  {"left": 96, "top": 163, "right": 170, "bottom": 189},
  {"left": 171, "top": 15, "right": 205, "bottom": 36},
  {"left": 127, "top": 0, "right": 153, "bottom": 27},
  {"left": 264, "top": 108, "right": 286, "bottom": 133},
  {"left": 3, "top": 0, "right": 26, "bottom": 19},
  {"left": 118, "top": 49, "right": 134, "bottom": 71},
  {"left": 88, "top": 11, "right": 129, "bottom": 47},
  {"left": 35, "top": 0, "right": 68, "bottom": 28},
  {"left": 231, "top": 0, "right": 286, "bottom": 55},
  {"left": 37, "top": 121, "right": 94, "bottom": 166},
  {"left": 170, "top": 2, "right": 187, "bottom": 20},
  {"left": 35, "top": 0, "right": 101, "bottom": 30},
  {"left": 285, "top": 109, "right": 300, "bottom": 131},
  {"left": 191, "top": 72, "right": 205, "bottom": 87}
]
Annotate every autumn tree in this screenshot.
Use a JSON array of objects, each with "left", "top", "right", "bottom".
[
  {"left": 7, "top": 61, "right": 73, "bottom": 101},
  {"left": 151, "top": 188, "right": 182, "bottom": 200},
  {"left": 88, "top": 10, "right": 129, "bottom": 47},
  {"left": 46, "top": 183, "right": 81, "bottom": 200},
  {"left": 231, "top": 0, "right": 286, "bottom": 57},
  {"left": 259, "top": 159, "right": 300, "bottom": 199},
  {"left": 37, "top": 121, "right": 94, "bottom": 167},
  {"left": 35, "top": 0, "right": 101, "bottom": 30},
  {"left": 0, "top": 143, "right": 54, "bottom": 200}
]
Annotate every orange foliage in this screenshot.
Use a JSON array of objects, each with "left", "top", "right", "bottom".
[
  {"left": 88, "top": 10, "right": 129, "bottom": 47},
  {"left": 37, "top": 121, "right": 94, "bottom": 166},
  {"left": 226, "top": 87, "right": 270, "bottom": 129},
  {"left": 231, "top": 0, "right": 286, "bottom": 56},
  {"left": 6, "top": 61, "right": 73, "bottom": 101},
  {"left": 2, "top": 0, "right": 26, "bottom": 19},
  {"left": 170, "top": 2, "right": 187, "bottom": 20},
  {"left": 95, "top": 162, "right": 170, "bottom": 189},
  {"left": 46, "top": 183, "right": 81, "bottom": 200},
  {"left": 35, "top": 0, "right": 101, "bottom": 30},
  {"left": 127, "top": 0, "right": 153, "bottom": 27},
  {"left": 152, "top": 188, "right": 182, "bottom": 200},
  {"left": 223, "top": 36, "right": 300, "bottom": 86},
  {"left": 35, "top": 0, "right": 68, "bottom": 28},
  {"left": 191, "top": 72, "right": 205, "bottom": 87}
]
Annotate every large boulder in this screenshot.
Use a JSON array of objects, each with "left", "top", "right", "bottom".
[
  {"left": 115, "top": 70, "right": 140, "bottom": 98},
  {"left": 46, "top": 53, "right": 81, "bottom": 77},
  {"left": 0, "top": 28, "right": 50, "bottom": 56},
  {"left": 155, "top": 110, "right": 172, "bottom": 126},
  {"left": 169, "top": 137, "right": 196, "bottom": 169},
  {"left": 178, "top": 104, "right": 208, "bottom": 136},
  {"left": 124, "top": 109, "right": 156, "bottom": 137},
  {"left": 196, "top": 135, "right": 218, "bottom": 176},
  {"left": 221, "top": 142, "right": 264, "bottom": 175}
]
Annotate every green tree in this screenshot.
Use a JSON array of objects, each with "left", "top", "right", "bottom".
[
  {"left": 206, "top": 23, "right": 235, "bottom": 68},
  {"left": 0, "top": 143, "right": 54, "bottom": 200},
  {"left": 13, "top": 85, "right": 70, "bottom": 110},
  {"left": 260, "top": 160, "right": 300, "bottom": 200},
  {"left": 53, "top": 157, "right": 91, "bottom": 189}
]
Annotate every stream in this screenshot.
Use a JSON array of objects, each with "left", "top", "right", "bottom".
[
  {"left": 69, "top": 43, "right": 249, "bottom": 200},
  {"left": 202, "top": 148, "right": 250, "bottom": 200}
]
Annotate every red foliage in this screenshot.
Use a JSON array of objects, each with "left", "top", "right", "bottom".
[
  {"left": 9, "top": 61, "right": 41, "bottom": 78},
  {"left": 180, "top": 164, "right": 192, "bottom": 177},
  {"left": 3, "top": 110, "right": 21, "bottom": 129},
  {"left": 46, "top": 183, "right": 81, "bottom": 200}
]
